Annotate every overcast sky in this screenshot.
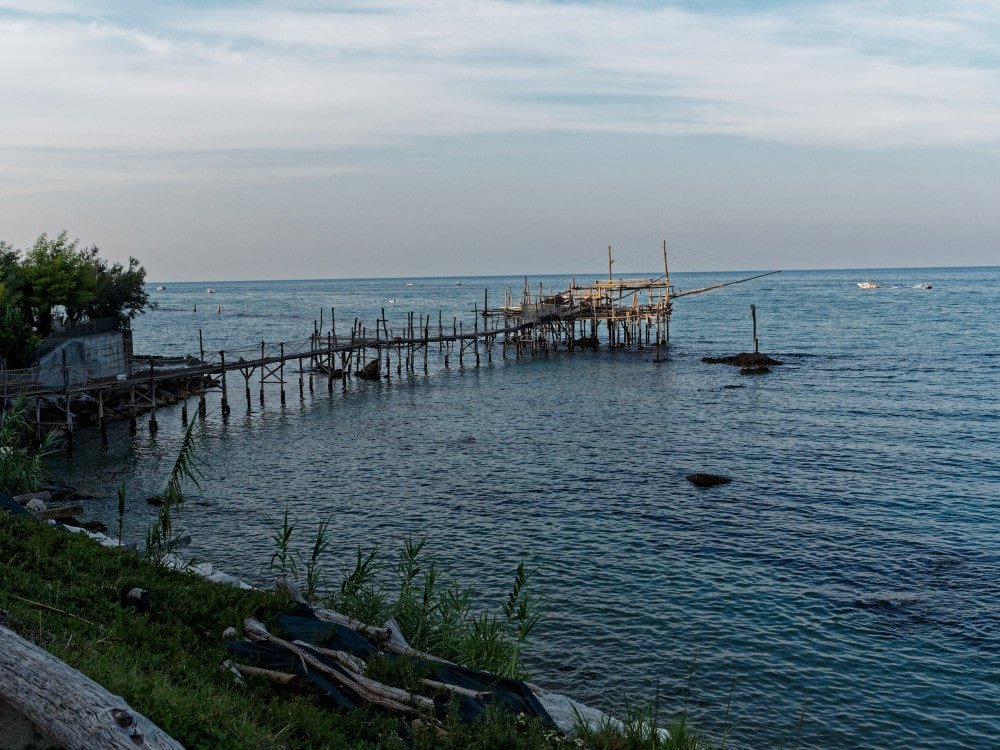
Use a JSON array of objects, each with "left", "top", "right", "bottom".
[{"left": 2, "top": 1, "right": 998, "bottom": 280}]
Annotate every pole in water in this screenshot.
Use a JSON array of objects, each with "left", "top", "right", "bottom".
[{"left": 750, "top": 304, "right": 759, "bottom": 354}]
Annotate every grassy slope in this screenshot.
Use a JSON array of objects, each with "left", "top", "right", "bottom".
[{"left": 0, "top": 512, "right": 405, "bottom": 750}]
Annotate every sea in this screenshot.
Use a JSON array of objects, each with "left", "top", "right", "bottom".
[{"left": 48, "top": 266, "right": 999, "bottom": 749}]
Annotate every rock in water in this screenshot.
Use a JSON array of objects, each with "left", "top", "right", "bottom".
[
  {"left": 356, "top": 359, "right": 380, "bottom": 380},
  {"left": 702, "top": 352, "right": 783, "bottom": 367},
  {"left": 740, "top": 365, "right": 771, "bottom": 375},
  {"left": 686, "top": 473, "right": 732, "bottom": 487}
]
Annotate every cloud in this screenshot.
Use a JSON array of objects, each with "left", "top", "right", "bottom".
[{"left": 1, "top": 0, "right": 999, "bottom": 164}]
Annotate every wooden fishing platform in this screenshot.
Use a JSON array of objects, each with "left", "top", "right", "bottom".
[{"left": 1, "top": 245, "right": 779, "bottom": 450}]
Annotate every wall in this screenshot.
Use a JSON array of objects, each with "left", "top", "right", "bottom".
[{"left": 37, "top": 331, "right": 130, "bottom": 387}]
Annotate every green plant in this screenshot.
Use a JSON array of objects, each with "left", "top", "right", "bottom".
[
  {"left": 0, "top": 396, "right": 58, "bottom": 495},
  {"left": 145, "top": 420, "right": 202, "bottom": 559},
  {"left": 333, "top": 545, "right": 388, "bottom": 625},
  {"left": 304, "top": 518, "right": 331, "bottom": 599},
  {"left": 266, "top": 505, "right": 298, "bottom": 580}
]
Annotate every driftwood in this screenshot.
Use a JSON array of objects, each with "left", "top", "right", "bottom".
[
  {"left": 0, "top": 624, "right": 185, "bottom": 750},
  {"left": 243, "top": 618, "right": 434, "bottom": 716},
  {"left": 225, "top": 660, "right": 300, "bottom": 687},
  {"left": 34, "top": 504, "right": 85, "bottom": 520},
  {"left": 278, "top": 580, "right": 454, "bottom": 666}
]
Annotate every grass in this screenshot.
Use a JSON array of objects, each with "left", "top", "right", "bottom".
[
  {"left": 0, "top": 511, "right": 403, "bottom": 750},
  {"left": 0, "top": 512, "right": 583, "bottom": 749}
]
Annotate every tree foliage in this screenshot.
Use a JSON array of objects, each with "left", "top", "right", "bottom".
[{"left": 0, "top": 231, "right": 154, "bottom": 367}]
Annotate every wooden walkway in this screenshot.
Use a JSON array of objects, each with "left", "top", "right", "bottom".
[{"left": 2, "top": 265, "right": 779, "bottom": 449}]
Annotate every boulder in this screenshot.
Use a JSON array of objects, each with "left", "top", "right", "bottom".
[
  {"left": 702, "top": 352, "right": 782, "bottom": 367},
  {"left": 686, "top": 473, "right": 732, "bottom": 487}
]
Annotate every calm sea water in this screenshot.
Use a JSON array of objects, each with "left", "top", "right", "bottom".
[{"left": 50, "top": 267, "right": 999, "bottom": 749}]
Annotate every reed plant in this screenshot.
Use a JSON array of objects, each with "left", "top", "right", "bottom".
[
  {"left": 145, "top": 419, "right": 202, "bottom": 559},
  {"left": 0, "top": 396, "right": 57, "bottom": 496}
]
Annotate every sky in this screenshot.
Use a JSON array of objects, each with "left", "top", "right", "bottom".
[{"left": 1, "top": 0, "right": 998, "bottom": 280}]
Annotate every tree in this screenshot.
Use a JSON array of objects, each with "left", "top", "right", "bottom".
[
  {"left": 0, "top": 242, "right": 35, "bottom": 367},
  {"left": 18, "top": 231, "right": 96, "bottom": 337},
  {"left": 0, "top": 232, "right": 155, "bottom": 367},
  {"left": 81, "top": 248, "right": 152, "bottom": 322}
]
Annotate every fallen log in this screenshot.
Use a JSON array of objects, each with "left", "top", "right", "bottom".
[{"left": 0, "top": 623, "right": 185, "bottom": 750}]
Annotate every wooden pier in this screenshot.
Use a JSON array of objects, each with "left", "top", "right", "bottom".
[{"left": 1, "top": 249, "right": 779, "bottom": 449}]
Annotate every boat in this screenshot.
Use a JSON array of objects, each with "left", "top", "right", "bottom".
[
  {"left": 155, "top": 285, "right": 166, "bottom": 291},
  {"left": 857, "top": 280, "right": 881, "bottom": 289},
  {"left": 205, "top": 287, "right": 215, "bottom": 294},
  {"left": 405, "top": 282, "right": 413, "bottom": 286},
  {"left": 913, "top": 282, "right": 932, "bottom": 289}
]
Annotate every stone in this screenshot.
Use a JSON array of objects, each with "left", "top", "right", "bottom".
[
  {"left": 686, "top": 473, "right": 732, "bottom": 487},
  {"left": 702, "top": 352, "right": 782, "bottom": 367}
]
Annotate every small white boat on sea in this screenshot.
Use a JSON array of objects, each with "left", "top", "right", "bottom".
[
  {"left": 205, "top": 287, "right": 215, "bottom": 294},
  {"left": 857, "top": 279, "right": 881, "bottom": 289},
  {"left": 913, "top": 282, "right": 932, "bottom": 289},
  {"left": 155, "top": 285, "right": 166, "bottom": 291},
  {"left": 388, "top": 297, "right": 396, "bottom": 303},
  {"left": 405, "top": 282, "right": 413, "bottom": 286}
]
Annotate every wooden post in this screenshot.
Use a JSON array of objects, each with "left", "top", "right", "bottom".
[
  {"left": 219, "top": 351, "right": 230, "bottom": 416},
  {"left": 243, "top": 369, "right": 252, "bottom": 411},
  {"left": 327, "top": 332, "right": 334, "bottom": 393},
  {"left": 473, "top": 304, "right": 480, "bottom": 367},
  {"left": 259, "top": 341, "right": 266, "bottom": 405},
  {"left": 148, "top": 360, "right": 158, "bottom": 433},
  {"left": 198, "top": 329, "right": 205, "bottom": 362},
  {"left": 280, "top": 342, "right": 286, "bottom": 405},
  {"left": 60, "top": 350, "right": 73, "bottom": 450},
  {"left": 98, "top": 388, "right": 108, "bottom": 445},
  {"left": 299, "top": 356, "right": 305, "bottom": 400},
  {"left": 750, "top": 304, "right": 759, "bottom": 353}
]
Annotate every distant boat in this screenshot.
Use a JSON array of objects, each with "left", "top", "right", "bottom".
[
  {"left": 388, "top": 297, "right": 397, "bottom": 303},
  {"left": 205, "top": 287, "right": 215, "bottom": 294},
  {"left": 405, "top": 282, "right": 413, "bottom": 286},
  {"left": 155, "top": 285, "right": 166, "bottom": 291},
  {"left": 913, "top": 282, "right": 932, "bottom": 289},
  {"left": 857, "top": 280, "right": 881, "bottom": 290}
]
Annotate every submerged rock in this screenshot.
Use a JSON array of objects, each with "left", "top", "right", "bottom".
[
  {"left": 686, "top": 473, "right": 732, "bottom": 487},
  {"left": 740, "top": 365, "right": 772, "bottom": 375},
  {"left": 855, "top": 593, "right": 921, "bottom": 611},
  {"left": 703, "top": 352, "right": 783, "bottom": 367}
]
